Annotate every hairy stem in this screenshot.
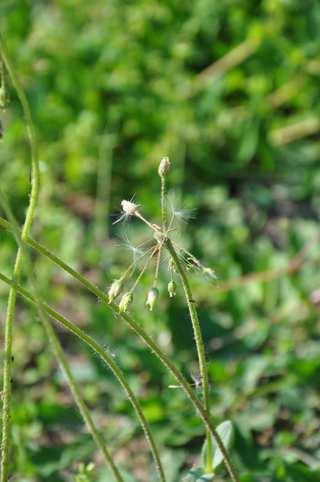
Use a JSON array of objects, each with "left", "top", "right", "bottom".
[
  {"left": 0, "top": 193, "right": 124, "bottom": 482},
  {"left": 160, "top": 175, "right": 167, "bottom": 231},
  {"left": 0, "top": 217, "right": 239, "bottom": 482},
  {"left": 0, "top": 35, "right": 40, "bottom": 482},
  {"left": 40, "top": 309, "right": 124, "bottom": 482},
  {"left": 0, "top": 271, "right": 166, "bottom": 482},
  {"left": 165, "top": 238, "right": 213, "bottom": 473}
]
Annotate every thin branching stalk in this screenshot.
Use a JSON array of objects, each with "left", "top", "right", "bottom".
[
  {"left": 39, "top": 309, "right": 124, "bottom": 482},
  {"left": 165, "top": 238, "right": 213, "bottom": 473},
  {"left": 0, "top": 34, "right": 40, "bottom": 482},
  {"left": 0, "top": 271, "right": 167, "bottom": 482},
  {"left": 160, "top": 175, "right": 167, "bottom": 231},
  {"left": 0, "top": 193, "right": 124, "bottom": 482},
  {"left": 158, "top": 157, "right": 170, "bottom": 232},
  {"left": 0, "top": 217, "right": 239, "bottom": 482}
]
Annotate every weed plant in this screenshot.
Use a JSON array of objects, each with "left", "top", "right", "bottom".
[{"left": 0, "top": 36, "right": 238, "bottom": 482}]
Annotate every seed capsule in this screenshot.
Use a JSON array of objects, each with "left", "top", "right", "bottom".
[
  {"left": 168, "top": 280, "right": 176, "bottom": 298},
  {"left": 118, "top": 292, "right": 133, "bottom": 313},
  {"left": 108, "top": 279, "right": 122, "bottom": 303},
  {"left": 145, "top": 287, "right": 159, "bottom": 311}
]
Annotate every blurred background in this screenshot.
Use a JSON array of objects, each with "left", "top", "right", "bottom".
[{"left": 1, "top": 0, "right": 320, "bottom": 481}]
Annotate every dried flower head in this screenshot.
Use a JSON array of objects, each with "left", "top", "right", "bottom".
[
  {"left": 113, "top": 199, "right": 139, "bottom": 225},
  {"left": 108, "top": 279, "right": 122, "bottom": 303},
  {"left": 118, "top": 292, "right": 133, "bottom": 313},
  {"left": 158, "top": 156, "right": 171, "bottom": 177},
  {"left": 146, "top": 287, "right": 159, "bottom": 311},
  {"left": 121, "top": 200, "right": 139, "bottom": 216}
]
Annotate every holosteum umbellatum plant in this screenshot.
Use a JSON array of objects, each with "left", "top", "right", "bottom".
[
  {"left": 0, "top": 42, "right": 239, "bottom": 482},
  {"left": 108, "top": 157, "right": 237, "bottom": 481}
]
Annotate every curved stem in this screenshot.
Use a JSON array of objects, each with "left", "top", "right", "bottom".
[
  {"left": 0, "top": 272, "right": 166, "bottom": 482},
  {"left": 40, "top": 310, "right": 124, "bottom": 482},
  {"left": 0, "top": 34, "right": 40, "bottom": 482},
  {"left": 0, "top": 217, "right": 239, "bottom": 482},
  {"left": 165, "top": 238, "right": 213, "bottom": 472},
  {"left": 0, "top": 193, "right": 123, "bottom": 482}
]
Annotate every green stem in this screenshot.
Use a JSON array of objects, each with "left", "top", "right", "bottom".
[
  {"left": 165, "top": 238, "right": 213, "bottom": 473},
  {"left": 0, "top": 193, "right": 124, "bottom": 482},
  {"left": 0, "top": 216, "right": 239, "bottom": 482},
  {"left": 160, "top": 175, "right": 167, "bottom": 231},
  {"left": 0, "top": 271, "right": 166, "bottom": 482},
  {"left": 40, "top": 309, "right": 124, "bottom": 482},
  {"left": 0, "top": 34, "right": 40, "bottom": 482}
]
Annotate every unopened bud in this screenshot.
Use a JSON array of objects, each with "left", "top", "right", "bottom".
[
  {"left": 108, "top": 279, "right": 122, "bottom": 303},
  {"left": 118, "top": 292, "right": 133, "bottom": 313},
  {"left": 168, "top": 280, "right": 176, "bottom": 298},
  {"left": 145, "top": 287, "right": 159, "bottom": 311},
  {"left": 158, "top": 156, "right": 171, "bottom": 177}
]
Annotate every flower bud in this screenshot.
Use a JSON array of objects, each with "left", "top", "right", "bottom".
[
  {"left": 168, "top": 280, "right": 176, "bottom": 298},
  {"left": 158, "top": 156, "right": 171, "bottom": 177},
  {"left": 145, "top": 287, "right": 159, "bottom": 311},
  {"left": 108, "top": 279, "right": 122, "bottom": 303},
  {"left": 118, "top": 292, "right": 133, "bottom": 313}
]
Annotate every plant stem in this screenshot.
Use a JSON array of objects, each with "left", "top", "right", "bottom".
[
  {"left": 0, "top": 193, "right": 124, "bottom": 482},
  {"left": 0, "top": 34, "right": 40, "bottom": 482},
  {"left": 165, "top": 238, "right": 213, "bottom": 473},
  {"left": 160, "top": 175, "right": 167, "bottom": 231},
  {"left": 0, "top": 217, "right": 239, "bottom": 482},
  {"left": 0, "top": 271, "right": 166, "bottom": 482},
  {"left": 40, "top": 309, "right": 124, "bottom": 482}
]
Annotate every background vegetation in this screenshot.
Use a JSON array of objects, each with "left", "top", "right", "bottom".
[{"left": 1, "top": 0, "right": 320, "bottom": 480}]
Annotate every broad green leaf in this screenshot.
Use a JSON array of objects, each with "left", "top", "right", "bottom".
[
  {"left": 212, "top": 420, "right": 234, "bottom": 469},
  {"left": 202, "top": 420, "right": 234, "bottom": 471}
]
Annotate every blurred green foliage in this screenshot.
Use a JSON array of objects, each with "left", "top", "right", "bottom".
[{"left": 1, "top": 0, "right": 320, "bottom": 480}]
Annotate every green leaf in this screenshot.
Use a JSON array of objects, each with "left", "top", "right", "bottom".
[
  {"left": 184, "top": 468, "right": 214, "bottom": 481},
  {"left": 202, "top": 420, "right": 234, "bottom": 471},
  {"left": 212, "top": 420, "right": 234, "bottom": 469}
]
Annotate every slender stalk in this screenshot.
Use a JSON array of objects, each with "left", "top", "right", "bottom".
[
  {"left": 165, "top": 238, "right": 213, "bottom": 473},
  {"left": 0, "top": 271, "right": 167, "bottom": 482},
  {"left": 160, "top": 175, "right": 167, "bottom": 231},
  {"left": 0, "top": 193, "right": 124, "bottom": 482},
  {"left": 39, "top": 309, "right": 124, "bottom": 482},
  {"left": 0, "top": 34, "right": 40, "bottom": 482},
  {"left": 130, "top": 246, "right": 157, "bottom": 292},
  {"left": 0, "top": 217, "right": 239, "bottom": 482}
]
